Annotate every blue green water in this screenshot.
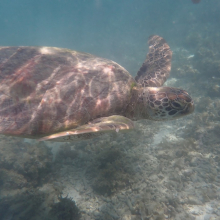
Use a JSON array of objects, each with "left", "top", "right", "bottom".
[
  {"left": 0, "top": 0, "right": 220, "bottom": 219},
  {"left": 0, "top": 0, "right": 217, "bottom": 74}
]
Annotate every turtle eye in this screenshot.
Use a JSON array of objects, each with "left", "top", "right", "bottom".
[{"left": 172, "top": 101, "right": 182, "bottom": 109}]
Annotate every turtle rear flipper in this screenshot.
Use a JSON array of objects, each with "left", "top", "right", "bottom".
[
  {"left": 135, "top": 35, "right": 172, "bottom": 87},
  {"left": 39, "top": 115, "right": 134, "bottom": 142}
]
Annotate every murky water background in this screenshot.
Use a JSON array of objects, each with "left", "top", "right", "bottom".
[{"left": 0, "top": 0, "right": 220, "bottom": 219}]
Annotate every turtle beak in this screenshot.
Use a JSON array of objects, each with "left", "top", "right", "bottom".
[
  {"left": 188, "top": 101, "right": 195, "bottom": 114},
  {"left": 176, "top": 89, "right": 194, "bottom": 117},
  {"left": 181, "top": 100, "right": 194, "bottom": 116}
]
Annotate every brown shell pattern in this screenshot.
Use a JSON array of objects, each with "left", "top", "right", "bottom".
[{"left": 0, "top": 47, "right": 134, "bottom": 138}]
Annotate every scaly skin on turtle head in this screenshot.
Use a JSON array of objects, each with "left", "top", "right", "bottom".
[
  {"left": 140, "top": 86, "right": 194, "bottom": 120},
  {"left": 125, "top": 86, "right": 194, "bottom": 121}
]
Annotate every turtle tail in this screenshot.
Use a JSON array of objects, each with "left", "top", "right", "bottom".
[{"left": 135, "top": 35, "right": 172, "bottom": 87}]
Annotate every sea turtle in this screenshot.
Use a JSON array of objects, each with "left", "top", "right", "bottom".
[{"left": 0, "top": 35, "right": 194, "bottom": 142}]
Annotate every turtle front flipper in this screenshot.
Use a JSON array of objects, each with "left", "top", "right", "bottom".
[
  {"left": 135, "top": 35, "right": 172, "bottom": 87},
  {"left": 39, "top": 115, "right": 134, "bottom": 142}
]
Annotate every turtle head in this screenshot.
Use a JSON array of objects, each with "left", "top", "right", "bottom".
[
  {"left": 138, "top": 87, "right": 194, "bottom": 121},
  {"left": 132, "top": 35, "right": 194, "bottom": 121}
]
